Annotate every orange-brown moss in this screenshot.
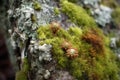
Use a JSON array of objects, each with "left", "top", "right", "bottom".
[
  {"left": 50, "top": 21, "right": 61, "bottom": 35},
  {"left": 82, "top": 28, "right": 104, "bottom": 55}
]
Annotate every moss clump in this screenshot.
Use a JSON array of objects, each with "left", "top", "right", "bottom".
[
  {"left": 112, "top": 7, "right": 120, "bottom": 28},
  {"left": 37, "top": 24, "right": 120, "bottom": 80},
  {"left": 23, "top": 58, "right": 29, "bottom": 73},
  {"left": 54, "top": 7, "right": 60, "bottom": 15},
  {"left": 82, "top": 28, "right": 104, "bottom": 55},
  {"left": 68, "top": 27, "right": 82, "bottom": 37},
  {"left": 116, "top": 39, "right": 120, "bottom": 48},
  {"left": 31, "top": 14, "right": 37, "bottom": 23},
  {"left": 61, "top": 0, "right": 96, "bottom": 27},
  {"left": 16, "top": 58, "right": 29, "bottom": 80},
  {"left": 33, "top": 1, "right": 41, "bottom": 11},
  {"left": 16, "top": 71, "right": 27, "bottom": 80}
]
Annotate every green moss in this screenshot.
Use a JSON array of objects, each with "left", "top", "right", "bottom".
[
  {"left": 16, "top": 71, "right": 27, "bottom": 80},
  {"left": 68, "top": 0, "right": 78, "bottom": 3},
  {"left": 112, "top": 7, "right": 120, "bottom": 27},
  {"left": 37, "top": 25, "right": 120, "bottom": 80},
  {"left": 16, "top": 58, "right": 29, "bottom": 80},
  {"left": 70, "top": 59, "right": 82, "bottom": 79},
  {"left": 37, "top": 25, "right": 53, "bottom": 39},
  {"left": 54, "top": 7, "right": 60, "bottom": 15},
  {"left": 68, "top": 27, "right": 82, "bottom": 37},
  {"left": 61, "top": 0, "right": 96, "bottom": 27},
  {"left": 23, "top": 58, "right": 29, "bottom": 73},
  {"left": 108, "top": 32, "right": 116, "bottom": 38},
  {"left": 31, "top": 14, "right": 37, "bottom": 23},
  {"left": 95, "top": 57, "right": 116, "bottom": 79},
  {"left": 116, "top": 39, "right": 120, "bottom": 48},
  {"left": 104, "top": 36, "right": 110, "bottom": 47},
  {"left": 56, "top": 29, "right": 71, "bottom": 39},
  {"left": 33, "top": 1, "right": 41, "bottom": 11},
  {"left": 116, "top": 57, "right": 120, "bottom": 72}
]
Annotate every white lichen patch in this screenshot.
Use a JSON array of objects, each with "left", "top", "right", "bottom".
[{"left": 38, "top": 44, "right": 52, "bottom": 61}]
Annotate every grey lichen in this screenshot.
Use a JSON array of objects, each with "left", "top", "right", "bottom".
[{"left": 91, "top": 5, "right": 112, "bottom": 27}]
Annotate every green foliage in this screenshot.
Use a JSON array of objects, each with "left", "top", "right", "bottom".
[
  {"left": 33, "top": 1, "right": 41, "bottom": 11},
  {"left": 54, "top": 7, "right": 60, "bottom": 15},
  {"left": 61, "top": 0, "right": 96, "bottom": 27},
  {"left": 37, "top": 25, "right": 120, "bottom": 80},
  {"left": 112, "top": 7, "right": 120, "bottom": 28}
]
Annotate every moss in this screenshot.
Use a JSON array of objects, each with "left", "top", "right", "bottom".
[
  {"left": 16, "top": 71, "right": 27, "bottom": 80},
  {"left": 37, "top": 24, "right": 120, "bottom": 80},
  {"left": 116, "top": 57, "right": 120, "bottom": 73},
  {"left": 61, "top": 0, "right": 96, "bottom": 27},
  {"left": 68, "top": 0, "right": 78, "bottom": 3},
  {"left": 23, "top": 58, "right": 29, "bottom": 73},
  {"left": 69, "top": 58, "right": 82, "bottom": 79},
  {"left": 82, "top": 28, "right": 105, "bottom": 55},
  {"left": 68, "top": 27, "right": 82, "bottom": 37},
  {"left": 54, "top": 7, "right": 60, "bottom": 15},
  {"left": 104, "top": 36, "right": 110, "bottom": 47},
  {"left": 101, "top": 0, "right": 119, "bottom": 8},
  {"left": 16, "top": 58, "right": 29, "bottom": 80},
  {"left": 108, "top": 32, "right": 116, "bottom": 38},
  {"left": 116, "top": 39, "right": 120, "bottom": 48},
  {"left": 37, "top": 25, "right": 53, "bottom": 39},
  {"left": 31, "top": 14, "right": 37, "bottom": 23},
  {"left": 33, "top": 1, "right": 41, "bottom": 11},
  {"left": 94, "top": 57, "right": 117, "bottom": 80},
  {"left": 112, "top": 7, "right": 120, "bottom": 28}
]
